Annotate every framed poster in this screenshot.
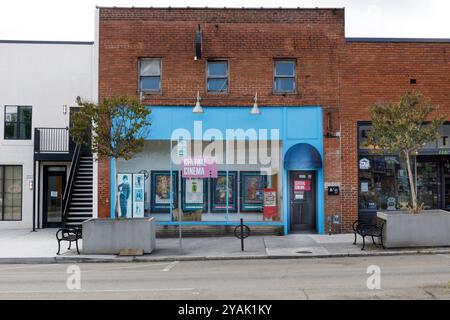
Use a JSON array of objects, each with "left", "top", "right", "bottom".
[
  {"left": 210, "top": 171, "right": 237, "bottom": 212},
  {"left": 117, "top": 173, "right": 132, "bottom": 218},
  {"left": 240, "top": 172, "right": 267, "bottom": 212},
  {"left": 150, "top": 171, "right": 178, "bottom": 212},
  {"left": 182, "top": 178, "right": 208, "bottom": 212},
  {"left": 133, "top": 173, "right": 145, "bottom": 217}
]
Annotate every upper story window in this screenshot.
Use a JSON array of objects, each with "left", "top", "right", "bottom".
[
  {"left": 207, "top": 60, "right": 228, "bottom": 93},
  {"left": 139, "top": 59, "right": 161, "bottom": 92},
  {"left": 4, "top": 106, "right": 32, "bottom": 140},
  {"left": 273, "top": 60, "right": 296, "bottom": 93}
]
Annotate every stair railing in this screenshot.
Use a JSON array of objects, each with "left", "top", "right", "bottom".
[{"left": 62, "top": 144, "right": 82, "bottom": 227}]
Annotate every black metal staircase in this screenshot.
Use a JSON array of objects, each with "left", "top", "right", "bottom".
[{"left": 62, "top": 145, "right": 94, "bottom": 227}]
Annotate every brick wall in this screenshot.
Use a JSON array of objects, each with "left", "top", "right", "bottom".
[
  {"left": 339, "top": 40, "right": 450, "bottom": 232},
  {"left": 97, "top": 155, "right": 111, "bottom": 218},
  {"left": 98, "top": 7, "right": 450, "bottom": 233},
  {"left": 98, "top": 7, "right": 345, "bottom": 221}
]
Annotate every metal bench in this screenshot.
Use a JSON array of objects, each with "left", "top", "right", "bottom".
[
  {"left": 352, "top": 219, "right": 385, "bottom": 251},
  {"left": 56, "top": 226, "right": 82, "bottom": 255}
]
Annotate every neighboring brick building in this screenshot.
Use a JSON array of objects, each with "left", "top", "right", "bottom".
[
  {"left": 97, "top": 7, "right": 450, "bottom": 234},
  {"left": 340, "top": 39, "right": 450, "bottom": 232}
]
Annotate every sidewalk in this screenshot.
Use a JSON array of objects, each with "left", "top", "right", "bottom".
[{"left": 1, "top": 228, "right": 450, "bottom": 264}]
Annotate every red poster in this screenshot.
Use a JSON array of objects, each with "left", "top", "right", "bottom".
[
  {"left": 294, "top": 180, "right": 310, "bottom": 191},
  {"left": 263, "top": 188, "right": 277, "bottom": 219}
]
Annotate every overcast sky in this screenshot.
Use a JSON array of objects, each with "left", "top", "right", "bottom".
[{"left": 0, "top": 0, "right": 449, "bottom": 41}]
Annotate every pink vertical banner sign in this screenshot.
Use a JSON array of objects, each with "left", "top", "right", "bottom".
[{"left": 182, "top": 157, "right": 218, "bottom": 178}]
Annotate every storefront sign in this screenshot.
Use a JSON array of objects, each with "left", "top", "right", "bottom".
[
  {"left": 361, "top": 124, "right": 450, "bottom": 154},
  {"left": 294, "top": 180, "right": 311, "bottom": 191},
  {"left": 263, "top": 188, "right": 277, "bottom": 219},
  {"left": 359, "top": 158, "right": 370, "bottom": 170},
  {"left": 182, "top": 157, "right": 218, "bottom": 178}
]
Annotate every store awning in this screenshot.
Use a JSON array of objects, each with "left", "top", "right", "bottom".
[{"left": 284, "top": 143, "right": 322, "bottom": 169}]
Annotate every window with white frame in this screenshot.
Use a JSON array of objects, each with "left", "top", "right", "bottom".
[
  {"left": 273, "top": 60, "right": 296, "bottom": 93},
  {"left": 207, "top": 60, "right": 228, "bottom": 93},
  {"left": 139, "top": 59, "right": 161, "bottom": 92}
]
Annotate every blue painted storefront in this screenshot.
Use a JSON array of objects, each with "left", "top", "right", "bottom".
[{"left": 111, "top": 106, "right": 325, "bottom": 234}]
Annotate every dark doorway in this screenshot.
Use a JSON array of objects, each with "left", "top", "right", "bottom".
[
  {"left": 444, "top": 157, "right": 450, "bottom": 210},
  {"left": 43, "top": 166, "right": 66, "bottom": 228},
  {"left": 417, "top": 155, "right": 450, "bottom": 211},
  {"left": 289, "top": 171, "right": 316, "bottom": 231}
]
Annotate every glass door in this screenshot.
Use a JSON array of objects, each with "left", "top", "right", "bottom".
[
  {"left": 443, "top": 157, "right": 450, "bottom": 210},
  {"left": 43, "top": 166, "right": 66, "bottom": 228},
  {"left": 416, "top": 159, "right": 441, "bottom": 210}
]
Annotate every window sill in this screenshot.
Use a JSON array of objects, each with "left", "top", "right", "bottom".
[
  {"left": 140, "top": 91, "right": 162, "bottom": 95},
  {"left": 205, "top": 92, "right": 229, "bottom": 95},
  {"left": 272, "top": 92, "right": 297, "bottom": 96}
]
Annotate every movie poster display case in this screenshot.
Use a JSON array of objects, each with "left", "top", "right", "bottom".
[{"left": 150, "top": 171, "right": 178, "bottom": 212}]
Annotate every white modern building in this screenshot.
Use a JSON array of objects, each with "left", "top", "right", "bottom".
[{"left": 0, "top": 40, "right": 97, "bottom": 230}]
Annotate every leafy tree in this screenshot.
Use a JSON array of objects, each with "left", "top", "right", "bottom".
[
  {"left": 70, "top": 96, "right": 151, "bottom": 217},
  {"left": 366, "top": 91, "right": 443, "bottom": 213}
]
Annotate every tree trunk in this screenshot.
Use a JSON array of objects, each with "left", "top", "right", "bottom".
[
  {"left": 404, "top": 150, "right": 418, "bottom": 213},
  {"left": 114, "top": 157, "right": 118, "bottom": 219}
]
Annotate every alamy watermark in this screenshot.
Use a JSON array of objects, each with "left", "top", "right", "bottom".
[
  {"left": 170, "top": 121, "right": 280, "bottom": 175},
  {"left": 66, "top": 264, "right": 81, "bottom": 290},
  {"left": 366, "top": 265, "right": 381, "bottom": 290}
]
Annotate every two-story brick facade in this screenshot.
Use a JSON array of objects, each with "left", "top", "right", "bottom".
[{"left": 96, "top": 7, "right": 450, "bottom": 235}]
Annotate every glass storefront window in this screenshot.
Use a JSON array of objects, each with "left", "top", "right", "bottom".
[
  {"left": 0, "top": 165, "right": 22, "bottom": 221},
  {"left": 358, "top": 156, "right": 410, "bottom": 211},
  {"left": 116, "top": 139, "right": 283, "bottom": 222},
  {"left": 444, "top": 159, "right": 450, "bottom": 210}
]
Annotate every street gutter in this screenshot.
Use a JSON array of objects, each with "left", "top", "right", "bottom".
[{"left": 1, "top": 248, "right": 450, "bottom": 264}]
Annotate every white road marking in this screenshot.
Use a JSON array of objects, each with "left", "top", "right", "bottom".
[
  {"left": 0, "top": 264, "right": 60, "bottom": 272},
  {"left": 0, "top": 262, "right": 173, "bottom": 274},
  {"left": 162, "top": 261, "right": 179, "bottom": 272}
]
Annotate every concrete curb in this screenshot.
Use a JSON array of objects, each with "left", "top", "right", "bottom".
[
  {"left": 1, "top": 248, "right": 450, "bottom": 264},
  {"left": 267, "top": 248, "right": 450, "bottom": 259},
  {"left": 0, "top": 257, "right": 57, "bottom": 264}
]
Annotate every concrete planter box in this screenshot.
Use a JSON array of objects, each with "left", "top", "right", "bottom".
[
  {"left": 377, "top": 210, "right": 450, "bottom": 248},
  {"left": 82, "top": 218, "right": 156, "bottom": 254}
]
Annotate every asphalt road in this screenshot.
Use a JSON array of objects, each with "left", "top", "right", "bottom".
[{"left": 0, "top": 254, "right": 449, "bottom": 299}]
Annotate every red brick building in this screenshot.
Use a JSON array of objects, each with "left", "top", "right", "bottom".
[{"left": 97, "top": 7, "right": 450, "bottom": 234}]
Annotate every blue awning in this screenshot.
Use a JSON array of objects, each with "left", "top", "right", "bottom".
[{"left": 284, "top": 143, "right": 322, "bottom": 169}]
